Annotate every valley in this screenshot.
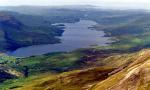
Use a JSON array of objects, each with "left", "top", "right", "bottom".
[
  {"left": 0, "top": 6, "right": 150, "bottom": 90},
  {"left": 8, "top": 20, "right": 111, "bottom": 57}
]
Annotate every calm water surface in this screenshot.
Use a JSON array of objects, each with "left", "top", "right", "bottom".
[{"left": 8, "top": 20, "right": 112, "bottom": 57}]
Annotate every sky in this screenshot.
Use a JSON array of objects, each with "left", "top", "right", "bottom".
[{"left": 0, "top": 0, "right": 150, "bottom": 10}]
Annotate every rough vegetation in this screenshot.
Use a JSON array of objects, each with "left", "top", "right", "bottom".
[
  {"left": 91, "top": 49, "right": 150, "bottom": 90},
  {"left": 1, "top": 49, "right": 150, "bottom": 90}
]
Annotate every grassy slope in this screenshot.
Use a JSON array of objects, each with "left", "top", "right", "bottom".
[
  {"left": 91, "top": 49, "right": 150, "bottom": 90},
  {"left": 1, "top": 48, "right": 148, "bottom": 90},
  {"left": 93, "top": 13, "right": 150, "bottom": 51},
  {"left": 5, "top": 48, "right": 124, "bottom": 75},
  {"left": 0, "top": 67, "right": 114, "bottom": 90},
  {"left": 4, "top": 51, "right": 84, "bottom": 75}
]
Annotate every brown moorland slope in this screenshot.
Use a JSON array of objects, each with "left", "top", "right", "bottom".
[
  {"left": 91, "top": 49, "right": 150, "bottom": 90},
  {"left": 3, "top": 49, "right": 150, "bottom": 90}
]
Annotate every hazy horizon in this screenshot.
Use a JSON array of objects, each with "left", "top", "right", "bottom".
[{"left": 0, "top": 0, "right": 150, "bottom": 10}]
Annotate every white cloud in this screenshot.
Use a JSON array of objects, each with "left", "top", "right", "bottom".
[{"left": 0, "top": 0, "right": 150, "bottom": 9}]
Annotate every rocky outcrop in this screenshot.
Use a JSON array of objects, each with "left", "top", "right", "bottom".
[{"left": 0, "top": 64, "right": 23, "bottom": 82}]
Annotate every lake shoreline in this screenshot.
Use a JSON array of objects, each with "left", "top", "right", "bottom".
[{"left": 7, "top": 20, "right": 112, "bottom": 57}]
